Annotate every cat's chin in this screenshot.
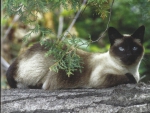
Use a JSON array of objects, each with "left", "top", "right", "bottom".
[
  {"left": 124, "top": 62, "right": 134, "bottom": 66},
  {"left": 121, "top": 59, "right": 136, "bottom": 66}
]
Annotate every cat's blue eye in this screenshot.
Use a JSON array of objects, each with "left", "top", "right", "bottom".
[
  {"left": 133, "top": 47, "right": 138, "bottom": 51},
  {"left": 119, "top": 47, "right": 125, "bottom": 51}
]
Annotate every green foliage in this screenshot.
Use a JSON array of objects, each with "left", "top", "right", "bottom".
[
  {"left": 3, "top": 0, "right": 110, "bottom": 77},
  {"left": 3, "top": 0, "right": 110, "bottom": 22},
  {"left": 3, "top": 0, "right": 111, "bottom": 42},
  {"left": 3, "top": 0, "right": 81, "bottom": 22},
  {"left": 23, "top": 24, "right": 53, "bottom": 43},
  {"left": 40, "top": 36, "right": 90, "bottom": 77},
  {"left": 3, "top": 0, "right": 83, "bottom": 41},
  {"left": 87, "top": 0, "right": 110, "bottom": 19},
  {"left": 3, "top": 0, "right": 149, "bottom": 81}
]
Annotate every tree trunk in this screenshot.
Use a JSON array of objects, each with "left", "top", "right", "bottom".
[{"left": 1, "top": 82, "right": 150, "bottom": 113}]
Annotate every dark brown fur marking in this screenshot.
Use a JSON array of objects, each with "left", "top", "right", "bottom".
[
  {"left": 6, "top": 59, "right": 18, "bottom": 88},
  {"left": 110, "top": 37, "right": 144, "bottom": 65},
  {"left": 28, "top": 84, "right": 43, "bottom": 89},
  {"left": 125, "top": 73, "right": 137, "bottom": 83},
  {"left": 101, "top": 73, "right": 134, "bottom": 88},
  {"left": 57, "top": 51, "right": 93, "bottom": 89}
]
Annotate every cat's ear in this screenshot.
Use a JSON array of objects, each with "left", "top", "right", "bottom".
[
  {"left": 131, "top": 25, "right": 145, "bottom": 43},
  {"left": 108, "top": 27, "right": 123, "bottom": 45}
]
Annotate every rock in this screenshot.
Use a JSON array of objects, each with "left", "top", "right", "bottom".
[{"left": 1, "top": 82, "right": 150, "bottom": 113}]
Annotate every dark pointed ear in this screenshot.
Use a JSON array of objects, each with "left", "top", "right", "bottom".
[
  {"left": 108, "top": 27, "right": 123, "bottom": 45},
  {"left": 131, "top": 25, "right": 145, "bottom": 43}
]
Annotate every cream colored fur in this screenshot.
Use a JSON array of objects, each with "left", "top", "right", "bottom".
[
  {"left": 89, "top": 51, "right": 141, "bottom": 87},
  {"left": 15, "top": 50, "right": 141, "bottom": 89},
  {"left": 15, "top": 53, "right": 54, "bottom": 88}
]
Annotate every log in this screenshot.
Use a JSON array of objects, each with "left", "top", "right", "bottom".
[{"left": 1, "top": 82, "right": 150, "bottom": 113}]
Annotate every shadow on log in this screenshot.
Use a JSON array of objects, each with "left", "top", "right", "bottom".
[{"left": 1, "top": 82, "right": 150, "bottom": 113}]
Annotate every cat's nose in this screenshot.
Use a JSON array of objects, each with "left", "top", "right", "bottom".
[{"left": 127, "top": 53, "right": 132, "bottom": 56}]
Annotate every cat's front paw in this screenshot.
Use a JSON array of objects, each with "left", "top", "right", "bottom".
[{"left": 125, "top": 73, "right": 137, "bottom": 84}]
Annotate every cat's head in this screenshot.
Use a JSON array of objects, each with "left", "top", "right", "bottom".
[{"left": 108, "top": 25, "right": 145, "bottom": 65}]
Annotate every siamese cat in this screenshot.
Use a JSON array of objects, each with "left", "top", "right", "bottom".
[{"left": 6, "top": 25, "right": 145, "bottom": 90}]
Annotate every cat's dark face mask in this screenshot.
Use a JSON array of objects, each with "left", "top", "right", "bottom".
[{"left": 108, "top": 25, "right": 145, "bottom": 65}]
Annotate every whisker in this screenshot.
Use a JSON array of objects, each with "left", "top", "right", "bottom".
[
  {"left": 140, "top": 75, "right": 147, "bottom": 81},
  {"left": 142, "top": 54, "right": 150, "bottom": 65}
]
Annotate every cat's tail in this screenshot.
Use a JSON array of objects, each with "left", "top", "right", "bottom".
[{"left": 6, "top": 60, "right": 18, "bottom": 88}]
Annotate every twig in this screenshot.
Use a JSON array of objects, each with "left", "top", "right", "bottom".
[
  {"left": 1, "top": 14, "right": 19, "bottom": 72},
  {"left": 80, "top": 2, "right": 88, "bottom": 17},
  {"left": 62, "top": 0, "right": 87, "bottom": 40},
  {"left": 57, "top": 5, "right": 64, "bottom": 38},
  {"left": 1, "top": 15, "right": 20, "bottom": 44},
  {"left": 1, "top": 56, "right": 10, "bottom": 71},
  {"left": 1, "top": 15, "right": 18, "bottom": 71},
  {"left": 92, "top": 0, "right": 115, "bottom": 43}
]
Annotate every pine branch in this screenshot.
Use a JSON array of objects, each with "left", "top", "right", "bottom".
[
  {"left": 92, "top": 0, "right": 115, "bottom": 43},
  {"left": 62, "top": 0, "right": 87, "bottom": 40}
]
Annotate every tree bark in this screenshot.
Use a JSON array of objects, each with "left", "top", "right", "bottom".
[{"left": 1, "top": 82, "right": 150, "bottom": 113}]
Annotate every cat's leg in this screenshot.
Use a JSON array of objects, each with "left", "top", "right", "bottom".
[
  {"left": 101, "top": 73, "right": 137, "bottom": 87},
  {"left": 125, "top": 73, "right": 137, "bottom": 83}
]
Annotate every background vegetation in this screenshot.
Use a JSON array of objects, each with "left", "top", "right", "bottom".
[{"left": 1, "top": 0, "right": 150, "bottom": 89}]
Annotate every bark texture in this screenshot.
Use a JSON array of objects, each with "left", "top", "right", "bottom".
[{"left": 1, "top": 82, "right": 150, "bottom": 113}]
